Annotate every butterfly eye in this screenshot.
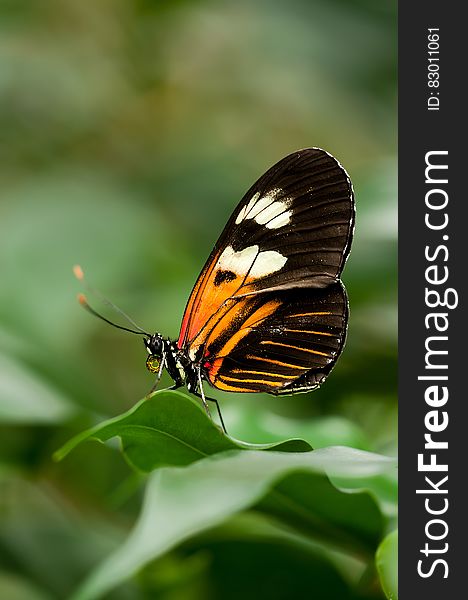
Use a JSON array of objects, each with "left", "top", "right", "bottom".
[{"left": 146, "top": 355, "right": 161, "bottom": 374}]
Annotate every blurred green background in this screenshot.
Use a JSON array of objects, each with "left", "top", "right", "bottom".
[{"left": 0, "top": 0, "right": 396, "bottom": 598}]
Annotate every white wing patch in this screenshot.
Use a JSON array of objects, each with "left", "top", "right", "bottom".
[
  {"left": 235, "top": 188, "right": 291, "bottom": 229},
  {"left": 217, "top": 245, "right": 258, "bottom": 275},
  {"left": 217, "top": 245, "right": 287, "bottom": 278},
  {"left": 250, "top": 250, "right": 287, "bottom": 277},
  {"left": 235, "top": 192, "right": 260, "bottom": 224},
  {"left": 266, "top": 209, "right": 293, "bottom": 229},
  {"left": 248, "top": 195, "right": 276, "bottom": 220}
]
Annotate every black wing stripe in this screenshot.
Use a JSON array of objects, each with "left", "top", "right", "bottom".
[
  {"left": 252, "top": 227, "right": 351, "bottom": 254},
  {"left": 234, "top": 269, "right": 337, "bottom": 292},
  {"left": 272, "top": 163, "right": 348, "bottom": 192},
  {"left": 288, "top": 202, "right": 351, "bottom": 222},
  {"left": 267, "top": 220, "right": 351, "bottom": 239},
  {"left": 261, "top": 197, "right": 350, "bottom": 222},
  {"left": 280, "top": 178, "right": 349, "bottom": 200},
  {"left": 291, "top": 152, "right": 328, "bottom": 168},
  {"left": 283, "top": 248, "right": 347, "bottom": 257},
  {"left": 250, "top": 330, "right": 341, "bottom": 352},
  {"left": 255, "top": 345, "right": 332, "bottom": 369},
  {"left": 274, "top": 337, "right": 341, "bottom": 352},
  {"left": 235, "top": 343, "right": 331, "bottom": 369}
]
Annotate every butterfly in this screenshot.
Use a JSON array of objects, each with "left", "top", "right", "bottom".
[{"left": 77, "top": 148, "right": 354, "bottom": 433}]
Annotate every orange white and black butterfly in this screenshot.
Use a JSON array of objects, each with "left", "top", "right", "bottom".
[{"left": 76, "top": 148, "right": 354, "bottom": 433}]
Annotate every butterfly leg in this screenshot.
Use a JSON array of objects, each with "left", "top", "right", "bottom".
[
  {"left": 194, "top": 389, "right": 228, "bottom": 435},
  {"left": 194, "top": 368, "right": 212, "bottom": 418},
  {"left": 207, "top": 395, "right": 228, "bottom": 435},
  {"left": 194, "top": 369, "right": 227, "bottom": 434}
]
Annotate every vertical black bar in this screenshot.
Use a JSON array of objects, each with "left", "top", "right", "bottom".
[{"left": 400, "top": 2, "right": 466, "bottom": 598}]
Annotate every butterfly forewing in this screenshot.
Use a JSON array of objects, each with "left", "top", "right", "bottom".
[
  {"left": 177, "top": 147, "right": 354, "bottom": 393},
  {"left": 178, "top": 148, "right": 354, "bottom": 351}
]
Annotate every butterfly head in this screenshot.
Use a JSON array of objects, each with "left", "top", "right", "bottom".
[{"left": 145, "top": 333, "right": 164, "bottom": 373}]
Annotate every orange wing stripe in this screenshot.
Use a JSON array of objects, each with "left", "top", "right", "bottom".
[
  {"left": 232, "top": 369, "right": 297, "bottom": 380},
  {"left": 219, "top": 375, "right": 283, "bottom": 386},
  {"left": 207, "top": 299, "right": 282, "bottom": 382},
  {"left": 178, "top": 246, "right": 225, "bottom": 346},
  {"left": 188, "top": 297, "right": 248, "bottom": 361},
  {"left": 259, "top": 340, "right": 331, "bottom": 357},
  {"left": 286, "top": 311, "right": 332, "bottom": 318},
  {"left": 245, "top": 355, "right": 309, "bottom": 370},
  {"left": 283, "top": 328, "right": 334, "bottom": 337},
  {"left": 213, "top": 380, "right": 258, "bottom": 393},
  {"left": 190, "top": 296, "right": 283, "bottom": 365}
]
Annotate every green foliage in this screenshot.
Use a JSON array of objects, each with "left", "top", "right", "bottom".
[
  {"left": 53, "top": 390, "right": 396, "bottom": 599},
  {"left": 0, "top": 352, "right": 76, "bottom": 424},
  {"left": 376, "top": 529, "right": 398, "bottom": 599},
  {"left": 55, "top": 391, "right": 313, "bottom": 470}
]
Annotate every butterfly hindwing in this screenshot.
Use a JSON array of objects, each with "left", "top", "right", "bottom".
[
  {"left": 202, "top": 283, "right": 348, "bottom": 394},
  {"left": 178, "top": 148, "right": 354, "bottom": 360}
]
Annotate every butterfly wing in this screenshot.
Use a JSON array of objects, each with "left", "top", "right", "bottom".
[
  {"left": 201, "top": 283, "right": 348, "bottom": 393},
  {"left": 177, "top": 148, "right": 354, "bottom": 376}
]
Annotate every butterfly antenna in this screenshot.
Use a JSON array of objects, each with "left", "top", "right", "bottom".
[{"left": 74, "top": 265, "right": 151, "bottom": 336}]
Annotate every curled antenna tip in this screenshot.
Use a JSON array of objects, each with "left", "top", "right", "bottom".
[
  {"left": 73, "top": 265, "right": 84, "bottom": 280},
  {"left": 77, "top": 293, "right": 87, "bottom": 306}
]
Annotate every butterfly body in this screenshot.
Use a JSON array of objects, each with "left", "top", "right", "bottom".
[
  {"left": 143, "top": 148, "right": 355, "bottom": 417},
  {"left": 145, "top": 336, "right": 196, "bottom": 392}
]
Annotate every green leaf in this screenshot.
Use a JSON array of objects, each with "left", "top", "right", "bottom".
[
  {"left": 54, "top": 391, "right": 312, "bottom": 470},
  {"left": 70, "top": 447, "right": 395, "bottom": 599},
  {"left": 230, "top": 405, "right": 371, "bottom": 450},
  {"left": 0, "top": 475, "right": 128, "bottom": 599},
  {"left": 257, "top": 471, "right": 383, "bottom": 556},
  {"left": 144, "top": 537, "right": 356, "bottom": 600},
  {"left": 0, "top": 353, "right": 76, "bottom": 424},
  {"left": 0, "top": 571, "right": 52, "bottom": 600},
  {"left": 331, "top": 469, "right": 398, "bottom": 518},
  {"left": 376, "top": 529, "right": 398, "bottom": 599}
]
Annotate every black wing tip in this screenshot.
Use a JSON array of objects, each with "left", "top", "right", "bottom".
[
  {"left": 276, "top": 146, "right": 355, "bottom": 274},
  {"left": 276, "top": 148, "right": 354, "bottom": 198}
]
